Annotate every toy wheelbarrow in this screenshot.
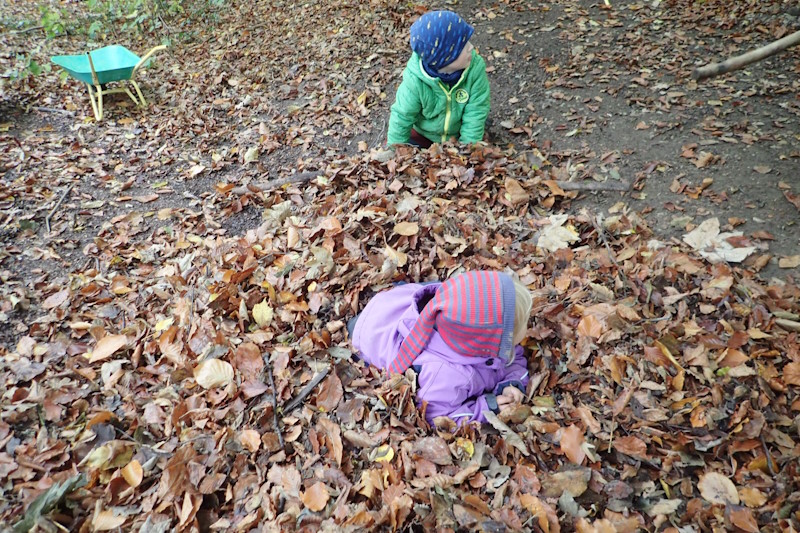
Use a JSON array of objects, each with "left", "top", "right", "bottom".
[{"left": 51, "top": 44, "right": 166, "bottom": 121}]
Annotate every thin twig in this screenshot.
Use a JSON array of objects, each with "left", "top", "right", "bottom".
[
  {"left": 761, "top": 433, "right": 776, "bottom": 475},
  {"left": 554, "top": 179, "right": 631, "bottom": 192},
  {"left": 282, "top": 365, "right": 330, "bottom": 413},
  {"left": 232, "top": 171, "right": 321, "bottom": 195},
  {"left": 32, "top": 106, "right": 75, "bottom": 116},
  {"left": 45, "top": 183, "right": 74, "bottom": 233},
  {"left": 11, "top": 25, "right": 43, "bottom": 34},
  {"left": 266, "top": 361, "right": 285, "bottom": 449}
]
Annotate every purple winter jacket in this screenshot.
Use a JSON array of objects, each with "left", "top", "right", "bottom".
[{"left": 352, "top": 282, "right": 529, "bottom": 426}]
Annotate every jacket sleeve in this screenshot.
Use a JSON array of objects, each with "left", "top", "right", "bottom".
[
  {"left": 493, "top": 345, "right": 530, "bottom": 396},
  {"left": 387, "top": 74, "right": 422, "bottom": 146},
  {"left": 459, "top": 58, "right": 490, "bottom": 144},
  {"left": 415, "top": 361, "right": 499, "bottom": 426}
]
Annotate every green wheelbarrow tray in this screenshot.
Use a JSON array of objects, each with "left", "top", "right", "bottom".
[{"left": 51, "top": 44, "right": 166, "bottom": 121}]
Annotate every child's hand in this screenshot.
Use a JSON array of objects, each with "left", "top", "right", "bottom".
[{"left": 496, "top": 386, "right": 524, "bottom": 411}]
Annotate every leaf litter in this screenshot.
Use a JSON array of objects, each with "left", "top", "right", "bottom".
[{"left": 1, "top": 0, "right": 800, "bottom": 531}]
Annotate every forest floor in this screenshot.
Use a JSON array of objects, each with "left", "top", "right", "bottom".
[{"left": 0, "top": 0, "right": 799, "bottom": 531}]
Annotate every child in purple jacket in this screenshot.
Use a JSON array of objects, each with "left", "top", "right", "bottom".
[{"left": 350, "top": 270, "right": 532, "bottom": 426}]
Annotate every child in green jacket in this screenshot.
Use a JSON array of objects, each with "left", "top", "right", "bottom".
[{"left": 387, "top": 10, "right": 491, "bottom": 148}]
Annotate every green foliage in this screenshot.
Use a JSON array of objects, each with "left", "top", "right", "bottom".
[{"left": 36, "top": 0, "right": 225, "bottom": 42}]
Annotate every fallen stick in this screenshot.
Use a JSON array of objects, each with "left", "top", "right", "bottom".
[
  {"left": 32, "top": 106, "right": 75, "bottom": 116},
  {"left": 45, "top": 183, "right": 74, "bottom": 232},
  {"left": 232, "top": 171, "right": 321, "bottom": 195},
  {"left": 692, "top": 29, "right": 800, "bottom": 81},
  {"left": 554, "top": 179, "right": 631, "bottom": 192},
  {"left": 282, "top": 365, "right": 330, "bottom": 413},
  {"left": 266, "top": 361, "right": 285, "bottom": 449}
]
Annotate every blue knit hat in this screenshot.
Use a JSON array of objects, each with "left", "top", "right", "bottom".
[
  {"left": 389, "top": 271, "right": 516, "bottom": 374},
  {"left": 409, "top": 10, "right": 474, "bottom": 71}
]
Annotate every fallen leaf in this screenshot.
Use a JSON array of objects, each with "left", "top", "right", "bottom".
[
  {"left": 194, "top": 359, "right": 234, "bottom": 389},
  {"left": 121, "top": 460, "right": 143, "bottom": 488},
  {"left": 698, "top": 472, "right": 739, "bottom": 505},
  {"left": 87, "top": 335, "right": 128, "bottom": 364},
  {"left": 239, "top": 429, "right": 261, "bottom": 453},
  {"left": 778, "top": 255, "right": 800, "bottom": 269},
  {"left": 542, "top": 468, "right": 591, "bottom": 498},
  {"left": 42, "top": 289, "right": 69, "bottom": 310},
  {"left": 252, "top": 300, "right": 274, "bottom": 326},
  {"left": 613, "top": 435, "right": 648, "bottom": 459},
  {"left": 92, "top": 509, "right": 127, "bottom": 530},
  {"left": 537, "top": 215, "right": 579, "bottom": 253},
  {"left": 729, "top": 506, "right": 759, "bottom": 533},
  {"left": 394, "top": 221, "right": 419, "bottom": 236},
  {"left": 752, "top": 165, "right": 771, "bottom": 174},
  {"left": 301, "top": 481, "right": 329, "bottom": 512},
  {"left": 560, "top": 424, "right": 586, "bottom": 464},
  {"left": 738, "top": 487, "right": 768, "bottom": 508},
  {"left": 371, "top": 444, "right": 394, "bottom": 463}
]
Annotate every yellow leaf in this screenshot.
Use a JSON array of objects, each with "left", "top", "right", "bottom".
[
  {"left": 455, "top": 437, "right": 474, "bottom": 459},
  {"left": 394, "top": 221, "right": 419, "bottom": 236},
  {"left": 357, "top": 90, "right": 367, "bottom": 106},
  {"left": 698, "top": 472, "right": 739, "bottom": 505},
  {"left": 252, "top": 300, "right": 274, "bottom": 327},
  {"left": 154, "top": 318, "right": 174, "bottom": 333},
  {"left": 87, "top": 335, "right": 128, "bottom": 364},
  {"left": 121, "top": 460, "right": 143, "bottom": 488},
  {"left": 194, "top": 359, "right": 234, "bottom": 389},
  {"left": 371, "top": 444, "right": 394, "bottom": 463}
]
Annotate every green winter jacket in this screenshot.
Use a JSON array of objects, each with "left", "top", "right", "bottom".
[{"left": 387, "top": 50, "right": 490, "bottom": 145}]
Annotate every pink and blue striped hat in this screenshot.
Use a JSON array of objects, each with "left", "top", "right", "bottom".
[{"left": 389, "top": 271, "right": 516, "bottom": 374}]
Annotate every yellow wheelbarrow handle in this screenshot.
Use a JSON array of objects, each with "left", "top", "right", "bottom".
[{"left": 133, "top": 45, "right": 167, "bottom": 76}]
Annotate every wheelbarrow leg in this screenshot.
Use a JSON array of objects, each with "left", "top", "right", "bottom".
[
  {"left": 130, "top": 80, "right": 147, "bottom": 107},
  {"left": 122, "top": 83, "right": 140, "bottom": 107},
  {"left": 86, "top": 83, "right": 103, "bottom": 121}
]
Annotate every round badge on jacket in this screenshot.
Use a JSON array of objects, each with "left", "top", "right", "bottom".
[{"left": 455, "top": 89, "right": 469, "bottom": 104}]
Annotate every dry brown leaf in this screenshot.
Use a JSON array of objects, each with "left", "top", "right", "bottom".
[
  {"left": 728, "top": 506, "right": 759, "bottom": 532},
  {"left": 504, "top": 177, "right": 530, "bottom": 205},
  {"left": 613, "top": 435, "right": 648, "bottom": 459},
  {"left": 394, "top": 221, "right": 419, "bottom": 236},
  {"left": 520, "top": 494, "right": 560, "bottom": 533},
  {"left": 698, "top": 472, "right": 739, "bottom": 505},
  {"left": 121, "top": 459, "right": 143, "bottom": 488},
  {"left": 92, "top": 509, "right": 127, "bottom": 531},
  {"left": 316, "top": 371, "right": 343, "bottom": 412},
  {"left": 42, "top": 289, "right": 70, "bottom": 310},
  {"left": 412, "top": 436, "right": 452, "bottom": 466},
  {"left": 560, "top": 424, "right": 586, "bottom": 464},
  {"left": 784, "top": 362, "right": 800, "bottom": 387},
  {"left": 239, "top": 429, "right": 261, "bottom": 453},
  {"left": 301, "top": 481, "right": 329, "bottom": 512},
  {"left": 778, "top": 255, "right": 800, "bottom": 269},
  {"left": 738, "top": 487, "right": 768, "bottom": 508},
  {"left": 233, "top": 342, "right": 264, "bottom": 375},
  {"left": 88, "top": 335, "right": 128, "bottom": 364}
]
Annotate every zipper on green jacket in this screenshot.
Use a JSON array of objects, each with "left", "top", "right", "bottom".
[{"left": 439, "top": 82, "right": 452, "bottom": 142}]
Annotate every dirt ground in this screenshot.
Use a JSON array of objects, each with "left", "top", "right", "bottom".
[{"left": 464, "top": 0, "right": 800, "bottom": 281}]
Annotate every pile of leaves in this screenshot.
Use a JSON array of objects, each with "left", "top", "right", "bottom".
[{"left": 2, "top": 142, "right": 799, "bottom": 532}]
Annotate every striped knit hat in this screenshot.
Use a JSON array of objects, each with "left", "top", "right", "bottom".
[
  {"left": 389, "top": 271, "right": 516, "bottom": 374},
  {"left": 409, "top": 10, "right": 474, "bottom": 71}
]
